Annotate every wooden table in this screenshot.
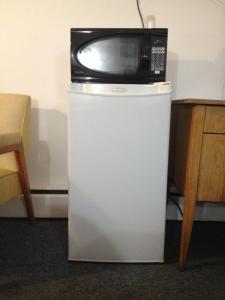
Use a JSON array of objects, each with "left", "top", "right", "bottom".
[{"left": 169, "top": 99, "right": 225, "bottom": 270}]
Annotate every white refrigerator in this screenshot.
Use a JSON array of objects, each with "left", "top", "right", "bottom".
[{"left": 68, "top": 82, "right": 172, "bottom": 262}]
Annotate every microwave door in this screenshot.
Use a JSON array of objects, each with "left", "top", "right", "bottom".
[{"left": 76, "top": 35, "right": 146, "bottom": 78}]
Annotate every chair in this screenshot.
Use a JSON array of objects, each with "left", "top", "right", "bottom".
[{"left": 0, "top": 93, "right": 34, "bottom": 222}]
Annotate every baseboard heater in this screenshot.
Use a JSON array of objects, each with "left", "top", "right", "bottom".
[{"left": 31, "top": 189, "right": 68, "bottom": 195}]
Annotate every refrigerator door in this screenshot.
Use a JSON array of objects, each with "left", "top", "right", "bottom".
[{"left": 68, "top": 82, "right": 172, "bottom": 262}]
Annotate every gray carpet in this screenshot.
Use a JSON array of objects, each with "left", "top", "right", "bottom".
[{"left": 0, "top": 219, "right": 225, "bottom": 300}]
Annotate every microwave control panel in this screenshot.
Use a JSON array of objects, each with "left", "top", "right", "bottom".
[
  {"left": 151, "top": 46, "right": 166, "bottom": 74},
  {"left": 150, "top": 34, "right": 167, "bottom": 75}
]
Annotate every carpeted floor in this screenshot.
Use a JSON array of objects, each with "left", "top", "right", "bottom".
[{"left": 0, "top": 219, "right": 225, "bottom": 300}]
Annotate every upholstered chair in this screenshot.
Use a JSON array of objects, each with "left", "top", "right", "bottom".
[{"left": 0, "top": 94, "right": 34, "bottom": 221}]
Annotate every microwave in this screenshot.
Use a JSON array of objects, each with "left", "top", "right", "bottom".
[{"left": 71, "top": 28, "right": 168, "bottom": 84}]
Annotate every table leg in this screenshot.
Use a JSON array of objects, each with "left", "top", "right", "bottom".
[
  {"left": 179, "top": 193, "right": 196, "bottom": 270},
  {"left": 179, "top": 105, "right": 206, "bottom": 270}
]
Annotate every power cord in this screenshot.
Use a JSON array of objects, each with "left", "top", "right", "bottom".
[
  {"left": 168, "top": 195, "right": 183, "bottom": 217},
  {"left": 136, "top": 0, "right": 144, "bottom": 28}
]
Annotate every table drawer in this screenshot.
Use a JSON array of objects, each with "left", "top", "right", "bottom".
[
  {"left": 197, "top": 134, "right": 225, "bottom": 202},
  {"left": 204, "top": 106, "right": 225, "bottom": 133}
]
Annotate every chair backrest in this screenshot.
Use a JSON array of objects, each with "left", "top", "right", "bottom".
[{"left": 0, "top": 94, "right": 31, "bottom": 171}]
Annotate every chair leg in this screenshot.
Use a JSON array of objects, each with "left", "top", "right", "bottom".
[{"left": 15, "top": 145, "right": 35, "bottom": 223}]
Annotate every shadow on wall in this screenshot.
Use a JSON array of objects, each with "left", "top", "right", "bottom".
[
  {"left": 167, "top": 51, "right": 178, "bottom": 99},
  {"left": 28, "top": 99, "right": 68, "bottom": 189},
  {"left": 167, "top": 48, "right": 225, "bottom": 99}
]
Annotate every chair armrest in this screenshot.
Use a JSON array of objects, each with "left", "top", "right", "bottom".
[
  {"left": 0, "top": 132, "right": 22, "bottom": 154},
  {"left": 0, "top": 132, "right": 21, "bottom": 148}
]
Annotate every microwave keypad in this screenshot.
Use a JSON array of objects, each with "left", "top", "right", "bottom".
[{"left": 151, "top": 47, "right": 166, "bottom": 73}]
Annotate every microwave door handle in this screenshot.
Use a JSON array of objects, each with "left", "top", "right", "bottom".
[{"left": 142, "top": 54, "right": 149, "bottom": 60}]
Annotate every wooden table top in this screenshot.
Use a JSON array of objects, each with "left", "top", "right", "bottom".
[{"left": 172, "top": 99, "right": 225, "bottom": 106}]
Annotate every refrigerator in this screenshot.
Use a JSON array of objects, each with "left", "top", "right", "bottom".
[{"left": 68, "top": 82, "right": 172, "bottom": 262}]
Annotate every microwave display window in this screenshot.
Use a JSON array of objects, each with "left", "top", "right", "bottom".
[{"left": 76, "top": 36, "right": 142, "bottom": 75}]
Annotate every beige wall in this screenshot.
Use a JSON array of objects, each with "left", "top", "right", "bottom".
[{"left": 0, "top": 0, "right": 224, "bottom": 190}]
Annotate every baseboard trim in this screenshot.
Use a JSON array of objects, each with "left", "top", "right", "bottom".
[
  {"left": 31, "top": 189, "right": 68, "bottom": 194},
  {"left": 0, "top": 194, "right": 68, "bottom": 218},
  {"left": 167, "top": 198, "right": 225, "bottom": 221},
  {"left": 1, "top": 194, "right": 225, "bottom": 221}
]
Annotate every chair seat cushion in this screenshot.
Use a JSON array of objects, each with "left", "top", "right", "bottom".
[
  {"left": 0, "top": 132, "right": 21, "bottom": 148},
  {"left": 0, "top": 169, "right": 21, "bottom": 205},
  {"left": 0, "top": 168, "right": 17, "bottom": 178}
]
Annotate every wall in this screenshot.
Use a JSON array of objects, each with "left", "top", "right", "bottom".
[{"left": 0, "top": 0, "right": 224, "bottom": 217}]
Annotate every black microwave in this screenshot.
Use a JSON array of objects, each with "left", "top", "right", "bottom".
[{"left": 71, "top": 28, "right": 168, "bottom": 84}]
